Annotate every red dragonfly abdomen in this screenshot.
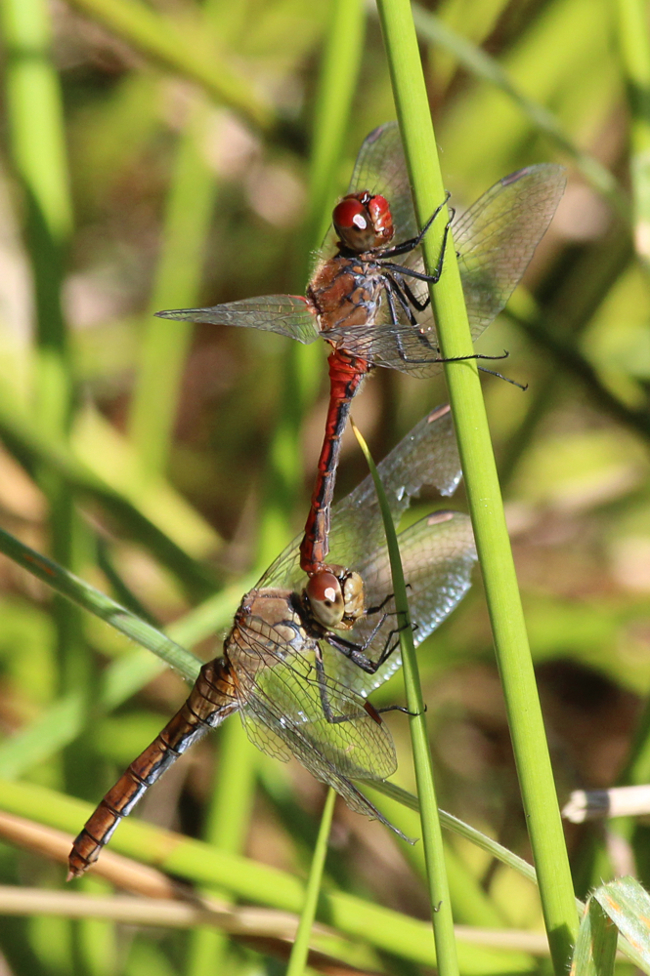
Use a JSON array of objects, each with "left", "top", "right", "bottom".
[
  {"left": 68, "top": 659, "right": 239, "bottom": 879},
  {"left": 301, "top": 257, "right": 383, "bottom": 575},
  {"left": 300, "top": 349, "right": 368, "bottom": 575}
]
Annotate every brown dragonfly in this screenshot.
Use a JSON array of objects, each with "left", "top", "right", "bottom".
[
  {"left": 68, "top": 404, "right": 476, "bottom": 878},
  {"left": 157, "top": 122, "right": 565, "bottom": 576}
]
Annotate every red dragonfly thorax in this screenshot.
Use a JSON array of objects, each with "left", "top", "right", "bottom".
[{"left": 332, "top": 191, "right": 394, "bottom": 252}]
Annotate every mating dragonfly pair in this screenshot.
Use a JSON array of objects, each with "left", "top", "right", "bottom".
[{"left": 69, "top": 123, "right": 565, "bottom": 877}]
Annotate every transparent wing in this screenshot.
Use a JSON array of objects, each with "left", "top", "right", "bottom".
[
  {"left": 454, "top": 163, "right": 567, "bottom": 340},
  {"left": 239, "top": 643, "right": 396, "bottom": 780},
  {"left": 226, "top": 594, "right": 403, "bottom": 833},
  {"left": 323, "top": 510, "right": 477, "bottom": 696},
  {"left": 321, "top": 304, "right": 444, "bottom": 378},
  {"left": 261, "top": 404, "right": 461, "bottom": 590},
  {"left": 156, "top": 295, "right": 319, "bottom": 345}
]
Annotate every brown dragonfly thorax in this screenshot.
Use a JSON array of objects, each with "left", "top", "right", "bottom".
[
  {"left": 304, "top": 566, "right": 365, "bottom": 631},
  {"left": 307, "top": 253, "right": 387, "bottom": 341},
  {"left": 229, "top": 588, "right": 311, "bottom": 666}
]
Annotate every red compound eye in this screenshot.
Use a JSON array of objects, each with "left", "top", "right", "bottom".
[
  {"left": 333, "top": 197, "right": 368, "bottom": 232},
  {"left": 368, "top": 194, "right": 389, "bottom": 221},
  {"left": 368, "top": 194, "right": 393, "bottom": 236},
  {"left": 306, "top": 572, "right": 339, "bottom": 605}
]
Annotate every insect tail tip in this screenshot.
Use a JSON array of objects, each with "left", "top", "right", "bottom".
[{"left": 66, "top": 859, "right": 86, "bottom": 882}]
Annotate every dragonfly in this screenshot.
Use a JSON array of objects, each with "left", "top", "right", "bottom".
[
  {"left": 68, "top": 404, "right": 476, "bottom": 878},
  {"left": 157, "top": 122, "right": 566, "bottom": 576}
]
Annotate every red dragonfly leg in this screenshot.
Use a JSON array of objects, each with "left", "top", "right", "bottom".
[
  {"left": 68, "top": 660, "right": 239, "bottom": 879},
  {"left": 299, "top": 350, "right": 369, "bottom": 575}
]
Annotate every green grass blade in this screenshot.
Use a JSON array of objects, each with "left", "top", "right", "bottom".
[
  {"left": 0, "top": 526, "right": 201, "bottom": 681},
  {"left": 301, "top": 0, "right": 367, "bottom": 261},
  {"left": 64, "top": 0, "right": 272, "bottom": 129},
  {"left": 0, "top": 574, "right": 253, "bottom": 779},
  {"left": 0, "top": 392, "right": 218, "bottom": 598},
  {"left": 186, "top": 718, "right": 257, "bottom": 976},
  {"left": 286, "top": 788, "right": 336, "bottom": 976},
  {"left": 0, "top": 780, "right": 535, "bottom": 973},
  {"left": 571, "top": 898, "right": 617, "bottom": 976},
  {"left": 615, "top": 0, "right": 650, "bottom": 259},
  {"left": 128, "top": 100, "right": 219, "bottom": 476},
  {"left": 409, "top": 3, "right": 626, "bottom": 219},
  {"left": 374, "top": 1, "right": 579, "bottom": 970},
  {"left": 593, "top": 877, "right": 650, "bottom": 971}
]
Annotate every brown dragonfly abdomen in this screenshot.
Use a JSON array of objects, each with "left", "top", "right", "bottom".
[{"left": 68, "top": 658, "right": 239, "bottom": 879}]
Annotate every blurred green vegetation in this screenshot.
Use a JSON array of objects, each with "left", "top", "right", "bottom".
[{"left": 0, "top": 0, "right": 649, "bottom": 973}]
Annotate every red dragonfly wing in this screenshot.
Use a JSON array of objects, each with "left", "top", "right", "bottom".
[
  {"left": 323, "top": 509, "right": 476, "bottom": 697},
  {"left": 156, "top": 295, "right": 319, "bottom": 345},
  {"left": 261, "top": 403, "right": 461, "bottom": 592}
]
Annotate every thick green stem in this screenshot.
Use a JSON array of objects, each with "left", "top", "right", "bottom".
[{"left": 375, "top": 1, "right": 579, "bottom": 970}]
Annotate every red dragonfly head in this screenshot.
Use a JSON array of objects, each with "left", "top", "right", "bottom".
[{"left": 332, "top": 191, "right": 394, "bottom": 252}]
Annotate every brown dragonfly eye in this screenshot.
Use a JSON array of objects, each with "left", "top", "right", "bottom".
[
  {"left": 341, "top": 570, "right": 365, "bottom": 624},
  {"left": 305, "top": 571, "right": 344, "bottom": 628}
]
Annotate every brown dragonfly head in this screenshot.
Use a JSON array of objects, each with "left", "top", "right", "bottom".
[
  {"left": 332, "top": 191, "right": 394, "bottom": 252},
  {"left": 304, "top": 566, "right": 365, "bottom": 631}
]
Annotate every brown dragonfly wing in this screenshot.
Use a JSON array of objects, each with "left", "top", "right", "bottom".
[
  {"left": 235, "top": 629, "right": 396, "bottom": 779},
  {"left": 260, "top": 404, "right": 461, "bottom": 592},
  {"left": 155, "top": 295, "right": 319, "bottom": 345},
  {"left": 233, "top": 620, "right": 406, "bottom": 834},
  {"left": 322, "top": 510, "right": 477, "bottom": 697}
]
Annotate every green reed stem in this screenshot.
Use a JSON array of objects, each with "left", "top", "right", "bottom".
[
  {"left": 375, "top": 1, "right": 579, "bottom": 971},
  {"left": 286, "top": 788, "right": 336, "bottom": 976},
  {"left": 352, "top": 419, "right": 458, "bottom": 975},
  {"left": 407, "top": 3, "right": 627, "bottom": 219}
]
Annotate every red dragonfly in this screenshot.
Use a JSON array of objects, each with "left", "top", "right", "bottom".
[
  {"left": 69, "top": 404, "right": 475, "bottom": 878},
  {"left": 157, "top": 123, "right": 566, "bottom": 576}
]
